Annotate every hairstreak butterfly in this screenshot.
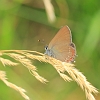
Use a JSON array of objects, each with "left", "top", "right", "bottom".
[{"left": 45, "top": 25, "right": 76, "bottom": 63}]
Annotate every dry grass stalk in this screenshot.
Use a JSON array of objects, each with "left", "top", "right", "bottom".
[
  {"left": 43, "top": 0, "right": 56, "bottom": 23},
  {"left": 62, "top": 62, "right": 98, "bottom": 100},
  {"left": 0, "top": 71, "right": 30, "bottom": 100},
  {"left": 0, "top": 57, "right": 18, "bottom": 66},
  {"left": 30, "top": 70, "right": 48, "bottom": 83},
  {"left": 4, "top": 52, "right": 48, "bottom": 83},
  {"left": 0, "top": 50, "right": 98, "bottom": 100}
]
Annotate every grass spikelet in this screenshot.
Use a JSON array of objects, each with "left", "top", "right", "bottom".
[
  {"left": 30, "top": 70, "right": 48, "bottom": 83},
  {"left": 0, "top": 57, "right": 18, "bottom": 66},
  {"left": 0, "top": 71, "right": 30, "bottom": 100},
  {"left": 5, "top": 53, "right": 37, "bottom": 71},
  {"left": 62, "top": 62, "right": 98, "bottom": 100},
  {"left": 58, "top": 72, "right": 72, "bottom": 82},
  {"left": 0, "top": 50, "right": 98, "bottom": 100}
]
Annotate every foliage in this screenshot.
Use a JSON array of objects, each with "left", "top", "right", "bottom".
[{"left": 0, "top": 0, "right": 100, "bottom": 100}]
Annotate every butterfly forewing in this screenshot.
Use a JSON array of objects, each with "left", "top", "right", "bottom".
[{"left": 48, "top": 26, "right": 72, "bottom": 49}]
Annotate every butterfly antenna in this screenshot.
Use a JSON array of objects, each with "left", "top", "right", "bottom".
[{"left": 38, "top": 39, "right": 47, "bottom": 47}]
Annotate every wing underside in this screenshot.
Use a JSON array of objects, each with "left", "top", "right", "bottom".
[
  {"left": 49, "top": 26, "right": 72, "bottom": 49},
  {"left": 48, "top": 26, "right": 76, "bottom": 62}
]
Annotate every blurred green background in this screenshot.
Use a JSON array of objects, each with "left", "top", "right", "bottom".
[{"left": 0, "top": 0, "right": 100, "bottom": 100}]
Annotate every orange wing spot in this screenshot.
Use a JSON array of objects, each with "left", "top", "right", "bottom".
[{"left": 65, "top": 46, "right": 76, "bottom": 63}]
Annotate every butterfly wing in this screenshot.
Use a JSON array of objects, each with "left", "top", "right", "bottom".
[
  {"left": 49, "top": 26, "right": 71, "bottom": 49},
  {"left": 52, "top": 42, "right": 76, "bottom": 62},
  {"left": 48, "top": 26, "right": 76, "bottom": 62}
]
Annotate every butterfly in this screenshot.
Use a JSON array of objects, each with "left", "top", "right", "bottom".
[{"left": 45, "top": 25, "right": 76, "bottom": 63}]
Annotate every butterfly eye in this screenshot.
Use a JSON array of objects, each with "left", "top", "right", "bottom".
[{"left": 45, "top": 46, "right": 48, "bottom": 50}]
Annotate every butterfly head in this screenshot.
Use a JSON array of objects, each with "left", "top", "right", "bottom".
[{"left": 44, "top": 46, "right": 55, "bottom": 58}]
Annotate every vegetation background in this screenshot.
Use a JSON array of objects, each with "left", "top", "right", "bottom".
[{"left": 0, "top": 0, "right": 100, "bottom": 100}]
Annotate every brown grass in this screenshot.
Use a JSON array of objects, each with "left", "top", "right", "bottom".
[{"left": 0, "top": 50, "right": 98, "bottom": 100}]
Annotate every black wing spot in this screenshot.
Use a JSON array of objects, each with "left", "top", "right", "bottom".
[{"left": 70, "top": 43, "right": 75, "bottom": 48}]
